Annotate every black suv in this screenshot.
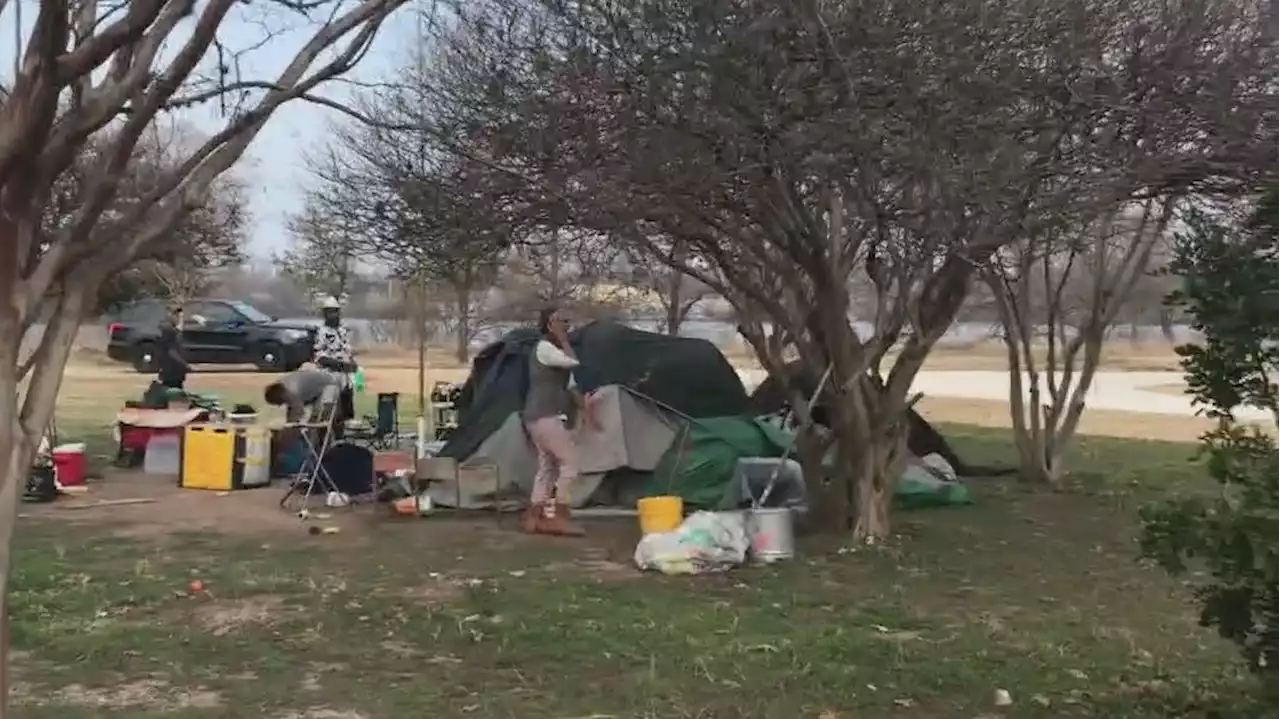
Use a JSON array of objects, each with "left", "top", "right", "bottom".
[{"left": 107, "top": 299, "right": 316, "bottom": 373}]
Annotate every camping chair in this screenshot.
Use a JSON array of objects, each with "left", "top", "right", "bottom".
[
  {"left": 351, "top": 393, "right": 400, "bottom": 450},
  {"left": 278, "top": 390, "right": 343, "bottom": 511}
]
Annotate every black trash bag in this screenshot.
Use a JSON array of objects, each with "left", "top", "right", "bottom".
[{"left": 25, "top": 461, "right": 58, "bottom": 503}]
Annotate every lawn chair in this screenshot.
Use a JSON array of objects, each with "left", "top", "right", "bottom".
[
  {"left": 279, "top": 388, "right": 344, "bottom": 512},
  {"left": 350, "top": 392, "right": 400, "bottom": 450}
]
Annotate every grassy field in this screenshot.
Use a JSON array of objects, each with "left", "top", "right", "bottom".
[
  {"left": 7, "top": 349, "right": 1256, "bottom": 718},
  {"left": 11, "top": 425, "right": 1251, "bottom": 718}
]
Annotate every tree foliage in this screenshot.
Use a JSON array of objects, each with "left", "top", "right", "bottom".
[
  {"left": 408, "top": 0, "right": 1275, "bottom": 539},
  {"left": 278, "top": 195, "right": 361, "bottom": 305},
  {"left": 0, "top": 0, "right": 408, "bottom": 707},
  {"left": 41, "top": 131, "right": 248, "bottom": 312},
  {"left": 1139, "top": 184, "right": 1279, "bottom": 706}
]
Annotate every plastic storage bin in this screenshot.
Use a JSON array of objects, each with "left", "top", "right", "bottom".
[
  {"left": 180, "top": 425, "right": 271, "bottom": 490},
  {"left": 726, "top": 457, "right": 808, "bottom": 511},
  {"left": 143, "top": 434, "right": 182, "bottom": 476}
]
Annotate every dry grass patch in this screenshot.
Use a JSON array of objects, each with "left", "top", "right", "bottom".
[
  {"left": 917, "top": 396, "right": 1216, "bottom": 443},
  {"left": 1145, "top": 383, "right": 1191, "bottom": 397},
  {"left": 277, "top": 709, "right": 372, "bottom": 719},
  {"left": 44, "top": 680, "right": 222, "bottom": 711},
  {"left": 191, "top": 595, "right": 293, "bottom": 637}
]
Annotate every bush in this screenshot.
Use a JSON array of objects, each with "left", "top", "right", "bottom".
[{"left": 1138, "top": 186, "right": 1279, "bottom": 706}]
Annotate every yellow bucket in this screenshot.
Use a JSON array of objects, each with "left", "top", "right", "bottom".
[{"left": 637, "top": 495, "right": 684, "bottom": 535}]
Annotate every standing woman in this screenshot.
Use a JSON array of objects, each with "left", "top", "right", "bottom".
[
  {"left": 312, "top": 296, "right": 358, "bottom": 438},
  {"left": 522, "top": 306, "right": 590, "bottom": 536}
]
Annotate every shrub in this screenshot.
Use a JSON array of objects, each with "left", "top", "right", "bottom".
[{"left": 1138, "top": 186, "right": 1278, "bottom": 706}]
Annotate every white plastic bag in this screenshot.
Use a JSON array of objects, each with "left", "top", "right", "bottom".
[{"left": 634, "top": 510, "right": 750, "bottom": 575}]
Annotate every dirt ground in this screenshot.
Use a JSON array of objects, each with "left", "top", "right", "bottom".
[{"left": 19, "top": 468, "right": 643, "bottom": 576}]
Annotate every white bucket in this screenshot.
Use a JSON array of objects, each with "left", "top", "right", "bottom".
[{"left": 746, "top": 507, "right": 795, "bottom": 563}]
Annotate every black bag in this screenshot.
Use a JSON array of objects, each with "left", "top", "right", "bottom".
[{"left": 24, "top": 462, "right": 58, "bottom": 503}]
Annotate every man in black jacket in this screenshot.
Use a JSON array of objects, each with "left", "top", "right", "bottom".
[{"left": 157, "top": 303, "right": 191, "bottom": 390}]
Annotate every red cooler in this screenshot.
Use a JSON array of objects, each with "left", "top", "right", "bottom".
[{"left": 52, "top": 443, "right": 87, "bottom": 487}]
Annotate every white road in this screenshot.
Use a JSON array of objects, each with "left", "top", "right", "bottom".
[{"left": 737, "top": 369, "right": 1274, "bottom": 421}]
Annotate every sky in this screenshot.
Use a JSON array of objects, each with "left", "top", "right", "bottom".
[{"left": 0, "top": 0, "right": 423, "bottom": 261}]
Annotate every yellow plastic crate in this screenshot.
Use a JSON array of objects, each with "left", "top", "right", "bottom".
[{"left": 181, "top": 425, "right": 271, "bottom": 491}]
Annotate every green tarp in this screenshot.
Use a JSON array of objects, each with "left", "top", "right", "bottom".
[
  {"left": 895, "top": 466, "right": 974, "bottom": 508},
  {"left": 645, "top": 417, "right": 793, "bottom": 510},
  {"left": 642, "top": 416, "right": 973, "bottom": 511}
]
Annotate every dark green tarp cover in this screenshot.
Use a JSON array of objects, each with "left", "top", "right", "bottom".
[
  {"left": 641, "top": 417, "right": 974, "bottom": 511},
  {"left": 643, "top": 416, "right": 793, "bottom": 510}
]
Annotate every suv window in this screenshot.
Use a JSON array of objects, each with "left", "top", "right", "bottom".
[
  {"left": 117, "top": 300, "right": 165, "bottom": 325},
  {"left": 186, "top": 301, "right": 242, "bottom": 326}
]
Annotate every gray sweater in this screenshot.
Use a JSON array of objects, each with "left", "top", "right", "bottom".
[
  {"left": 276, "top": 369, "right": 341, "bottom": 423},
  {"left": 522, "top": 340, "right": 579, "bottom": 422}
]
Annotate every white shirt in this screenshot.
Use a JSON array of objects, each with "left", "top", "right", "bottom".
[{"left": 535, "top": 340, "right": 580, "bottom": 369}]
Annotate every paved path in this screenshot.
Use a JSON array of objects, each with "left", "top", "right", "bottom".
[{"left": 737, "top": 369, "right": 1273, "bottom": 421}]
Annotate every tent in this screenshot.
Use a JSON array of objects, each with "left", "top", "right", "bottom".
[
  {"left": 430, "top": 322, "right": 777, "bottom": 509},
  {"left": 441, "top": 321, "right": 750, "bottom": 462},
  {"left": 427, "top": 322, "right": 973, "bottom": 511}
]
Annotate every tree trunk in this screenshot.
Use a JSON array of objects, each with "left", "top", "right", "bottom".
[
  {"left": 854, "top": 465, "right": 892, "bottom": 542},
  {"left": 453, "top": 285, "right": 471, "bottom": 365},
  {"left": 0, "top": 284, "right": 85, "bottom": 713},
  {"left": 663, "top": 299, "right": 680, "bottom": 336},
  {"left": 1015, "top": 423, "right": 1066, "bottom": 485},
  {"left": 794, "top": 426, "right": 843, "bottom": 530},
  {"left": 849, "top": 426, "right": 906, "bottom": 544},
  {"left": 0, "top": 339, "right": 21, "bottom": 714},
  {"left": 828, "top": 386, "right": 909, "bottom": 543}
]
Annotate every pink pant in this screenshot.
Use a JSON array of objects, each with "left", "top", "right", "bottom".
[{"left": 525, "top": 416, "right": 577, "bottom": 505}]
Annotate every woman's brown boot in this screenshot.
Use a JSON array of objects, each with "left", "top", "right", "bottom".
[
  {"left": 521, "top": 504, "right": 543, "bottom": 534},
  {"left": 544, "top": 503, "right": 585, "bottom": 537}
]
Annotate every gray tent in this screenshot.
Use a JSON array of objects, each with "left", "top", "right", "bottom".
[{"left": 426, "top": 385, "right": 684, "bottom": 509}]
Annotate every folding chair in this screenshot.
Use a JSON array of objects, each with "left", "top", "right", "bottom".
[
  {"left": 279, "top": 390, "right": 343, "bottom": 511},
  {"left": 352, "top": 393, "right": 399, "bottom": 450}
]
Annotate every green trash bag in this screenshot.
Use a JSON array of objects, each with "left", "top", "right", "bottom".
[
  {"left": 352, "top": 368, "right": 367, "bottom": 393},
  {"left": 894, "top": 465, "right": 974, "bottom": 509}
]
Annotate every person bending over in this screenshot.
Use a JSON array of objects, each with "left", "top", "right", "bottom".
[
  {"left": 521, "top": 306, "right": 596, "bottom": 537},
  {"left": 265, "top": 368, "right": 343, "bottom": 433}
]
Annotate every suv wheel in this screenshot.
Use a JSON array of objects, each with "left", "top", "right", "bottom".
[
  {"left": 254, "top": 342, "right": 287, "bottom": 372},
  {"left": 133, "top": 342, "right": 159, "bottom": 374}
]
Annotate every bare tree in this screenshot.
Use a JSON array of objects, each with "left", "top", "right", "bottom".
[
  {"left": 494, "top": 231, "right": 628, "bottom": 321},
  {"left": 277, "top": 196, "right": 361, "bottom": 304},
  {"left": 985, "top": 200, "right": 1179, "bottom": 484},
  {"left": 43, "top": 133, "right": 248, "bottom": 311},
  {"left": 149, "top": 175, "right": 249, "bottom": 301},
  {"left": 425, "top": 0, "right": 1275, "bottom": 541},
  {"left": 0, "top": 0, "right": 409, "bottom": 703},
  {"left": 622, "top": 240, "right": 715, "bottom": 335},
  {"left": 297, "top": 28, "right": 546, "bottom": 361}
]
